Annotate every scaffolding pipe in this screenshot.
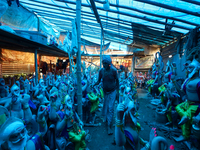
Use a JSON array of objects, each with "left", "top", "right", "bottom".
[
  {"left": 35, "top": 49, "right": 38, "bottom": 84},
  {"left": 100, "top": 30, "right": 103, "bottom": 68},
  {"left": 76, "top": 0, "right": 82, "bottom": 120}
]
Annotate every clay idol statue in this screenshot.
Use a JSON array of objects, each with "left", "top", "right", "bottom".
[
  {"left": 0, "top": 105, "right": 48, "bottom": 150},
  {"left": 34, "top": 79, "right": 49, "bottom": 105},
  {"left": 173, "top": 58, "right": 200, "bottom": 142}
]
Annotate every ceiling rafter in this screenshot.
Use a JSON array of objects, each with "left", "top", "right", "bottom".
[
  {"left": 22, "top": 0, "right": 191, "bottom": 31},
  {"left": 54, "top": 0, "right": 191, "bottom": 30},
  {"left": 133, "top": 0, "right": 200, "bottom": 17},
  {"left": 20, "top": 0, "right": 184, "bottom": 46},
  {"left": 95, "top": 1, "right": 199, "bottom": 26},
  {"left": 50, "top": 17, "right": 169, "bottom": 43},
  {"left": 180, "top": 0, "right": 200, "bottom": 6},
  {"left": 22, "top": 0, "right": 181, "bottom": 35}
]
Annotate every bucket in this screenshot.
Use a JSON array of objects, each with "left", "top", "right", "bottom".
[{"left": 155, "top": 106, "right": 167, "bottom": 123}]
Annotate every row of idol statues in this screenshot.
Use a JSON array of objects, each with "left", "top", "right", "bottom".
[
  {"left": 145, "top": 52, "right": 200, "bottom": 148},
  {"left": 0, "top": 67, "right": 105, "bottom": 150},
  {"left": 0, "top": 63, "right": 173, "bottom": 150}
]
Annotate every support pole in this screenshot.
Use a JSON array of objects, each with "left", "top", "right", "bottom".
[
  {"left": 132, "top": 55, "right": 135, "bottom": 75},
  {"left": 0, "top": 49, "right": 2, "bottom": 78},
  {"left": 103, "top": 37, "right": 104, "bottom": 55},
  {"left": 35, "top": 49, "right": 38, "bottom": 84},
  {"left": 76, "top": 0, "right": 82, "bottom": 120},
  {"left": 100, "top": 30, "right": 103, "bottom": 68}
]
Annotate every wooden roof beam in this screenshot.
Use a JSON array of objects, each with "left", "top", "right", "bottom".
[{"left": 133, "top": 0, "right": 200, "bottom": 17}]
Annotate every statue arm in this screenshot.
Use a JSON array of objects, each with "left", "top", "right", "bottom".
[
  {"left": 23, "top": 104, "right": 32, "bottom": 123},
  {"left": 56, "top": 116, "right": 68, "bottom": 132},
  {"left": 172, "top": 80, "right": 184, "bottom": 95},
  {"left": 115, "top": 125, "right": 126, "bottom": 146},
  {"left": 49, "top": 104, "right": 57, "bottom": 121},
  {"left": 34, "top": 89, "right": 40, "bottom": 97},
  {"left": 82, "top": 82, "right": 87, "bottom": 91}
]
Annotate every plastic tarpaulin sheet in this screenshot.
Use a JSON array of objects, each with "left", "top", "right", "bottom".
[
  {"left": 0, "top": 0, "right": 60, "bottom": 38},
  {"left": 0, "top": 0, "right": 38, "bottom": 31}
]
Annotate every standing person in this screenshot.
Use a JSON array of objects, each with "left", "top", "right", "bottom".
[{"left": 93, "top": 55, "right": 119, "bottom": 135}]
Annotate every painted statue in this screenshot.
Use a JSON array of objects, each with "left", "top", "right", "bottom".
[
  {"left": 0, "top": 105, "right": 48, "bottom": 150},
  {"left": 34, "top": 79, "right": 49, "bottom": 105},
  {"left": 173, "top": 58, "right": 200, "bottom": 142}
]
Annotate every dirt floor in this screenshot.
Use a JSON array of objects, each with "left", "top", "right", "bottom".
[{"left": 84, "top": 88, "right": 191, "bottom": 150}]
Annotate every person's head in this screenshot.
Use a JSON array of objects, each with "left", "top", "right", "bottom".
[
  {"left": 188, "top": 58, "right": 200, "bottom": 79},
  {"left": 102, "top": 55, "right": 112, "bottom": 70},
  {"left": 0, "top": 117, "right": 29, "bottom": 150},
  {"left": 11, "top": 84, "right": 20, "bottom": 97}
]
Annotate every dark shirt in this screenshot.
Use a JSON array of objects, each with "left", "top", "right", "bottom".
[{"left": 98, "top": 67, "right": 119, "bottom": 93}]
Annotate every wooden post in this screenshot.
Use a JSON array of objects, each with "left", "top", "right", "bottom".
[
  {"left": 76, "top": 0, "right": 82, "bottom": 120},
  {"left": 35, "top": 49, "right": 38, "bottom": 84}
]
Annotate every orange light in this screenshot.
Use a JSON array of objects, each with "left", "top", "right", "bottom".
[{"left": 71, "top": 119, "right": 73, "bottom": 122}]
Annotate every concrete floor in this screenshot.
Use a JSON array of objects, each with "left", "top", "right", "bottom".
[{"left": 84, "top": 88, "right": 189, "bottom": 150}]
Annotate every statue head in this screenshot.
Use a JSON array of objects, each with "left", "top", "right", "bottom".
[
  {"left": 39, "top": 79, "right": 45, "bottom": 88},
  {"left": 0, "top": 78, "right": 5, "bottom": 86},
  {"left": 164, "top": 72, "right": 172, "bottom": 83},
  {"left": 183, "top": 60, "right": 192, "bottom": 72},
  {"left": 64, "top": 95, "right": 72, "bottom": 110},
  {"left": 11, "top": 84, "right": 20, "bottom": 97},
  {"left": 165, "top": 60, "right": 171, "bottom": 73},
  {"left": 24, "top": 79, "right": 29, "bottom": 86},
  {"left": 152, "top": 63, "right": 159, "bottom": 72},
  {"left": 102, "top": 55, "right": 112, "bottom": 70},
  {"left": 0, "top": 117, "right": 28, "bottom": 150},
  {"left": 15, "top": 81, "right": 20, "bottom": 88},
  {"left": 188, "top": 59, "right": 200, "bottom": 79},
  {"left": 57, "top": 75, "right": 62, "bottom": 82}
]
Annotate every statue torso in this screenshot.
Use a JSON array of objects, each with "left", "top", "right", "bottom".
[{"left": 186, "top": 78, "right": 200, "bottom": 102}]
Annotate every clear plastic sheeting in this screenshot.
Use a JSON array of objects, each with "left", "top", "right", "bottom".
[
  {"left": 0, "top": 0, "right": 8, "bottom": 18},
  {"left": 0, "top": 0, "right": 61, "bottom": 38},
  {"left": 0, "top": 1, "right": 38, "bottom": 31},
  {"left": 5, "top": 0, "right": 200, "bottom": 47},
  {"left": 39, "top": 18, "right": 60, "bottom": 38}
]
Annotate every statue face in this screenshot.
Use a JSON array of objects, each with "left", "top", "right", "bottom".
[
  {"left": 188, "top": 64, "right": 196, "bottom": 78},
  {"left": 0, "top": 78, "right": 5, "bottom": 86},
  {"left": 39, "top": 79, "right": 45, "bottom": 87},
  {"left": 11, "top": 85, "right": 20, "bottom": 97},
  {"left": 57, "top": 76, "right": 61, "bottom": 82},
  {"left": 5, "top": 123, "right": 28, "bottom": 150},
  {"left": 65, "top": 95, "right": 72, "bottom": 109},
  {"left": 164, "top": 73, "right": 170, "bottom": 83}
]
